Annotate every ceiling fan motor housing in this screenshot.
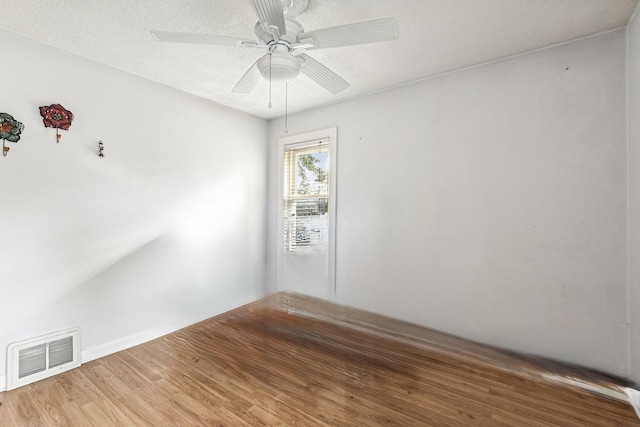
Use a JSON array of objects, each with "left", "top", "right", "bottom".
[
  {"left": 255, "top": 19, "right": 304, "bottom": 83},
  {"left": 254, "top": 19, "right": 303, "bottom": 45}
]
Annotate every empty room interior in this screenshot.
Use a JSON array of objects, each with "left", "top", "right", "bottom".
[{"left": 1, "top": 0, "right": 640, "bottom": 425}]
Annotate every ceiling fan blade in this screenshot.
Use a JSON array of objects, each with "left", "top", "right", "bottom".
[
  {"left": 151, "top": 30, "right": 261, "bottom": 48},
  {"left": 251, "top": 0, "right": 287, "bottom": 37},
  {"left": 232, "top": 61, "right": 263, "bottom": 93},
  {"left": 298, "top": 54, "right": 349, "bottom": 94},
  {"left": 298, "top": 17, "right": 398, "bottom": 50}
]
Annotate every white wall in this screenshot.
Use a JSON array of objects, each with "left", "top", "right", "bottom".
[
  {"left": 629, "top": 4, "right": 640, "bottom": 384},
  {"left": 268, "top": 30, "right": 629, "bottom": 376},
  {"left": 0, "top": 29, "right": 267, "bottom": 388}
]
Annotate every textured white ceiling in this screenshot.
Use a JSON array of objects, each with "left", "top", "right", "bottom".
[{"left": 1, "top": 0, "right": 638, "bottom": 119}]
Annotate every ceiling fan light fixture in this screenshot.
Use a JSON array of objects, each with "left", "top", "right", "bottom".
[{"left": 257, "top": 52, "right": 301, "bottom": 83}]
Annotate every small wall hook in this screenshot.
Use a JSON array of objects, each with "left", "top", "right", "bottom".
[{"left": 98, "top": 141, "right": 104, "bottom": 157}]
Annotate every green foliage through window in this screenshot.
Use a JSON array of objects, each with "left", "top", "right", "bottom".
[{"left": 297, "top": 153, "right": 328, "bottom": 195}]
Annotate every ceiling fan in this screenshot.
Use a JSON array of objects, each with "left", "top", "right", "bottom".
[{"left": 151, "top": 0, "right": 398, "bottom": 94}]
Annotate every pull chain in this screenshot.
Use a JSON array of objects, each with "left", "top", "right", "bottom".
[
  {"left": 285, "top": 83, "right": 288, "bottom": 134},
  {"left": 268, "top": 53, "right": 272, "bottom": 108}
]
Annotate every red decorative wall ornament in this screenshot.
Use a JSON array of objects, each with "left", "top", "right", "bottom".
[{"left": 39, "top": 104, "right": 74, "bottom": 143}]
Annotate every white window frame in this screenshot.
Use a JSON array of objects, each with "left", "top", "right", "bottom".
[{"left": 277, "top": 127, "right": 337, "bottom": 300}]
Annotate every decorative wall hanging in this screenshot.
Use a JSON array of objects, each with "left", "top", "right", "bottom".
[
  {"left": 98, "top": 141, "right": 104, "bottom": 157},
  {"left": 0, "top": 113, "right": 25, "bottom": 157},
  {"left": 39, "top": 103, "right": 74, "bottom": 143}
]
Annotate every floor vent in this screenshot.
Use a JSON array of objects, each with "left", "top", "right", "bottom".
[{"left": 7, "top": 327, "right": 81, "bottom": 390}]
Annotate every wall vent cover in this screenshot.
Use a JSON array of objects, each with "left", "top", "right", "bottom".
[{"left": 7, "top": 327, "right": 80, "bottom": 390}]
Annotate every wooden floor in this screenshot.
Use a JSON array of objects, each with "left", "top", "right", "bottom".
[{"left": 1, "top": 305, "right": 639, "bottom": 426}]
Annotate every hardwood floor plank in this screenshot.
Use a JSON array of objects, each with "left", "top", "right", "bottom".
[
  {"left": 60, "top": 402, "right": 96, "bottom": 427},
  {"left": 0, "top": 402, "right": 15, "bottom": 426}
]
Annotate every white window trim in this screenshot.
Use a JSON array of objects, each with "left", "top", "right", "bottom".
[{"left": 277, "top": 127, "right": 337, "bottom": 300}]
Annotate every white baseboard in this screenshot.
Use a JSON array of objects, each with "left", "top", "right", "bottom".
[
  {"left": 81, "top": 325, "right": 180, "bottom": 364},
  {"left": 625, "top": 387, "right": 640, "bottom": 420},
  {"left": 0, "top": 374, "right": 6, "bottom": 392}
]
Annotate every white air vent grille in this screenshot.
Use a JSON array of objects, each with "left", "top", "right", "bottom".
[
  {"left": 49, "top": 336, "right": 74, "bottom": 368},
  {"left": 7, "top": 327, "right": 80, "bottom": 390},
  {"left": 18, "top": 343, "right": 47, "bottom": 378}
]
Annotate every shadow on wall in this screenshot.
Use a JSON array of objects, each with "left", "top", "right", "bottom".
[{"left": 4, "top": 231, "right": 258, "bottom": 361}]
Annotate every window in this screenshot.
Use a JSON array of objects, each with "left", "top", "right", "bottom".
[
  {"left": 278, "top": 128, "right": 336, "bottom": 299},
  {"left": 283, "top": 140, "right": 330, "bottom": 253}
]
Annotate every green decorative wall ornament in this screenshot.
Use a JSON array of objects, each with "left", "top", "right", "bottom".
[{"left": 0, "top": 113, "right": 25, "bottom": 157}]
